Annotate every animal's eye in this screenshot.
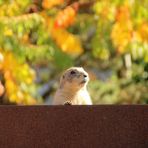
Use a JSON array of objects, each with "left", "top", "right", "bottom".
[{"left": 70, "top": 71, "right": 76, "bottom": 75}]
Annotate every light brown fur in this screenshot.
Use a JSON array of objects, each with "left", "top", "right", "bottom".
[{"left": 52, "top": 67, "right": 92, "bottom": 105}]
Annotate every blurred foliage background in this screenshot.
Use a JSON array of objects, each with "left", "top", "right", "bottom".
[{"left": 0, "top": 0, "right": 147, "bottom": 105}]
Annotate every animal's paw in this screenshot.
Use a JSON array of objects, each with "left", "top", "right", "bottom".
[{"left": 64, "top": 101, "right": 72, "bottom": 105}]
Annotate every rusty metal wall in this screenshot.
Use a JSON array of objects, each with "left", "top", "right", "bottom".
[{"left": 0, "top": 105, "right": 147, "bottom": 148}]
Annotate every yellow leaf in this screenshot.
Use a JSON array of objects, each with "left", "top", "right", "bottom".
[
  {"left": 111, "top": 21, "right": 133, "bottom": 54},
  {"left": 52, "top": 28, "right": 83, "bottom": 56},
  {"left": 138, "top": 21, "right": 148, "bottom": 42},
  {"left": 42, "top": 0, "right": 64, "bottom": 9},
  {"left": 4, "top": 27, "right": 13, "bottom": 36}
]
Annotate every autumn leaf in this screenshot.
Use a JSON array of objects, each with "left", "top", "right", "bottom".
[
  {"left": 42, "top": 0, "right": 64, "bottom": 9},
  {"left": 54, "top": 6, "right": 77, "bottom": 28},
  {"left": 52, "top": 28, "right": 83, "bottom": 56}
]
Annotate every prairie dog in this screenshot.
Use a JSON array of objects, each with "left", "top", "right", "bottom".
[
  {"left": 52, "top": 67, "right": 92, "bottom": 105},
  {"left": 0, "top": 82, "right": 4, "bottom": 97}
]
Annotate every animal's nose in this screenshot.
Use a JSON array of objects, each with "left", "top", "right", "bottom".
[{"left": 83, "top": 74, "right": 87, "bottom": 78}]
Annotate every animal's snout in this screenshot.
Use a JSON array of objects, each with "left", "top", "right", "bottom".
[{"left": 83, "top": 74, "right": 87, "bottom": 78}]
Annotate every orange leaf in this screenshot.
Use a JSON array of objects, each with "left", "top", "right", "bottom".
[{"left": 42, "top": 0, "right": 64, "bottom": 9}]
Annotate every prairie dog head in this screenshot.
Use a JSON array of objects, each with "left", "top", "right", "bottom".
[{"left": 59, "top": 67, "right": 89, "bottom": 90}]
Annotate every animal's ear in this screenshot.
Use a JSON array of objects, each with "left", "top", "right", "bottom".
[{"left": 59, "top": 73, "right": 65, "bottom": 89}]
